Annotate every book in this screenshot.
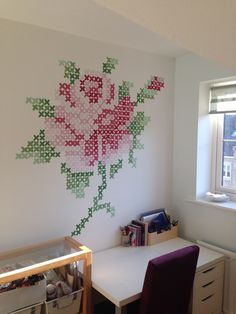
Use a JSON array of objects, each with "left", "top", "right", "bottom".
[
  {"left": 131, "top": 220, "right": 148, "bottom": 246},
  {"left": 128, "top": 224, "right": 141, "bottom": 246}
]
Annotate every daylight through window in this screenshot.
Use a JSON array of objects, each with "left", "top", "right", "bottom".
[{"left": 209, "top": 83, "right": 236, "bottom": 196}]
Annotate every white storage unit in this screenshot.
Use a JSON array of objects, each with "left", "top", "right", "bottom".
[
  {"left": 43, "top": 288, "right": 83, "bottom": 314},
  {"left": 10, "top": 302, "right": 43, "bottom": 314},
  {"left": 192, "top": 261, "right": 224, "bottom": 314},
  {"left": 0, "top": 278, "right": 46, "bottom": 314}
]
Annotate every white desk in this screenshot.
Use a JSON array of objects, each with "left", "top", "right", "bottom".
[{"left": 92, "top": 237, "right": 224, "bottom": 314}]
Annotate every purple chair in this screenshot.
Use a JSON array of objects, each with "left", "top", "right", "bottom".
[{"left": 138, "top": 245, "right": 199, "bottom": 314}]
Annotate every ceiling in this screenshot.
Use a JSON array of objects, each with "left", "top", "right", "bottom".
[
  {"left": 94, "top": 0, "right": 236, "bottom": 72},
  {"left": 0, "top": 0, "right": 187, "bottom": 57},
  {"left": 1, "top": 0, "right": 235, "bottom": 71}
]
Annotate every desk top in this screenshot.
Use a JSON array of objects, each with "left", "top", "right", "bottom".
[{"left": 92, "top": 237, "right": 224, "bottom": 307}]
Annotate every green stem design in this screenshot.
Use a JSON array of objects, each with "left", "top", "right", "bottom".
[{"left": 71, "top": 161, "right": 115, "bottom": 236}]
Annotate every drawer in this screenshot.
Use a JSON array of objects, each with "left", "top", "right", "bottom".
[
  {"left": 194, "top": 261, "right": 224, "bottom": 288},
  {"left": 192, "top": 261, "right": 224, "bottom": 314},
  {"left": 11, "top": 302, "right": 43, "bottom": 314},
  {"left": 194, "top": 276, "right": 223, "bottom": 303},
  {"left": 0, "top": 277, "right": 46, "bottom": 314},
  {"left": 193, "top": 290, "right": 222, "bottom": 314}
]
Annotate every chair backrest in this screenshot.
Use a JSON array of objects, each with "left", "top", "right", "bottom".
[{"left": 139, "top": 245, "right": 199, "bottom": 314}]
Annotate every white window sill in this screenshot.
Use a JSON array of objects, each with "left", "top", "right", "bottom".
[{"left": 188, "top": 198, "right": 236, "bottom": 213}]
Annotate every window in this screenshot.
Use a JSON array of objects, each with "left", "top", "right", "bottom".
[
  {"left": 210, "top": 83, "right": 236, "bottom": 196},
  {"left": 223, "top": 161, "right": 232, "bottom": 181}
]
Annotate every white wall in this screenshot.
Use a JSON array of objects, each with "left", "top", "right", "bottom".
[
  {"left": 95, "top": 0, "right": 236, "bottom": 72},
  {"left": 0, "top": 19, "right": 174, "bottom": 252},
  {"left": 173, "top": 53, "right": 236, "bottom": 251}
]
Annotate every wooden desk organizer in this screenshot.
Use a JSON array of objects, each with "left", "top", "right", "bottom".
[{"left": 147, "top": 226, "right": 178, "bottom": 246}]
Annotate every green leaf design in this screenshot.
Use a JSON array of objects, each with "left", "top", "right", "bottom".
[
  {"left": 98, "top": 161, "right": 106, "bottom": 176},
  {"left": 136, "top": 77, "right": 160, "bottom": 105},
  {"left": 128, "top": 112, "right": 150, "bottom": 136},
  {"left": 110, "top": 159, "right": 123, "bottom": 179},
  {"left": 118, "top": 81, "right": 133, "bottom": 101},
  {"left": 102, "top": 57, "right": 118, "bottom": 74},
  {"left": 128, "top": 112, "right": 150, "bottom": 167},
  {"left": 97, "top": 161, "right": 107, "bottom": 200},
  {"left": 26, "top": 97, "right": 55, "bottom": 118},
  {"left": 71, "top": 161, "right": 115, "bottom": 236},
  {"left": 133, "top": 138, "right": 144, "bottom": 150},
  {"left": 59, "top": 60, "right": 80, "bottom": 84},
  {"left": 61, "top": 163, "right": 93, "bottom": 198},
  {"left": 128, "top": 149, "right": 137, "bottom": 168},
  {"left": 16, "top": 130, "right": 60, "bottom": 163},
  {"left": 71, "top": 201, "right": 115, "bottom": 236}
]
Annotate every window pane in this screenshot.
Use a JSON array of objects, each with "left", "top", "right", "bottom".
[
  {"left": 223, "top": 114, "right": 236, "bottom": 141},
  {"left": 222, "top": 114, "right": 236, "bottom": 188}
]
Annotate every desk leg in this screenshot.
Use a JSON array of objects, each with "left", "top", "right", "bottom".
[{"left": 115, "top": 306, "right": 127, "bottom": 314}]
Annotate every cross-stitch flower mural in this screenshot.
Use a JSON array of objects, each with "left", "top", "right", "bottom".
[{"left": 16, "top": 57, "right": 164, "bottom": 235}]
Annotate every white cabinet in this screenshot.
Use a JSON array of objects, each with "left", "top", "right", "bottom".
[{"left": 192, "top": 261, "right": 224, "bottom": 314}]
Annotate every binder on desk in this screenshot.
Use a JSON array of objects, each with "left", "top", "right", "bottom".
[{"left": 140, "top": 208, "right": 165, "bottom": 224}]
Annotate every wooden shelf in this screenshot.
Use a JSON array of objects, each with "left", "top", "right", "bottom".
[{"left": 0, "top": 237, "right": 92, "bottom": 314}]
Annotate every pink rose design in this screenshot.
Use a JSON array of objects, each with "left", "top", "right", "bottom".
[
  {"left": 44, "top": 71, "right": 134, "bottom": 171},
  {"left": 17, "top": 57, "right": 165, "bottom": 235}
]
